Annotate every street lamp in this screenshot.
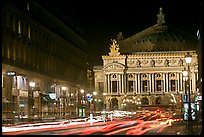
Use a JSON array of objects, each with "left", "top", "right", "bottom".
[
  {"left": 29, "top": 82, "right": 36, "bottom": 88},
  {"left": 184, "top": 52, "right": 193, "bottom": 135},
  {"left": 80, "top": 89, "right": 85, "bottom": 117},
  {"left": 61, "top": 86, "right": 67, "bottom": 118}
]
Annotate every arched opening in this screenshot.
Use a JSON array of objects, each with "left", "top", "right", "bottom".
[
  {"left": 111, "top": 98, "right": 118, "bottom": 110},
  {"left": 141, "top": 97, "right": 149, "bottom": 105},
  {"left": 155, "top": 96, "right": 161, "bottom": 105}
]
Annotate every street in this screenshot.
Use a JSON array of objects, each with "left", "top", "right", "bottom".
[{"left": 3, "top": 110, "right": 202, "bottom": 135}]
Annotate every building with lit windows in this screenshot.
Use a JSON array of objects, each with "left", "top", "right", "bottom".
[
  {"left": 2, "top": 1, "right": 87, "bottom": 124},
  {"left": 93, "top": 8, "right": 199, "bottom": 111}
]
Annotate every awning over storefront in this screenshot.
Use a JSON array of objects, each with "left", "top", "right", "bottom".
[
  {"left": 41, "top": 94, "right": 55, "bottom": 102},
  {"left": 2, "top": 97, "right": 10, "bottom": 103}
]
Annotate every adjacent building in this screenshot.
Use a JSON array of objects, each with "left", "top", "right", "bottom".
[{"left": 2, "top": 1, "right": 87, "bottom": 124}]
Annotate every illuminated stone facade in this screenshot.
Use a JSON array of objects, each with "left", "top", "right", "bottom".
[{"left": 94, "top": 8, "right": 199, "bottom": 111}]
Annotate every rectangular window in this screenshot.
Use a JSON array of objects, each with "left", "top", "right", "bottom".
[
  {"left": 98, "top": 82, "right": 104, "bottom": 94},
  {"left": 128, "top": 81, "right": 133, "bottom": 92},
  {"left": 142, "top": 80, "right": 148, "bottom": 92},
  {"left": 171, "top": 80, "right": 176, "bottom": 91},
  {"left": 112, "top": 81, "right": 117, "bottom": 92},
  {"left": 28, "top": 26, "right": 30, "bottom": 39},
  {"left": 156, "top": 80, "right": 162, "bottom": 92},
  {"left": 18, "top": 20, "right": 21, "bottom": 34}
]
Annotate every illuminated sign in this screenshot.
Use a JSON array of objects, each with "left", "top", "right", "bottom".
[
  {"left": 183, "top": 95, "right": 188, "bottom": 103},
  {"left": 6, "top": 71, "right": 16, "bottom": 76},
  {"left": 195, "top": 96, "right": 202, "bottom": 101},
  {"left": 49, "top": 93, "right": 56, "bottom": 99},
  {"left": 87, "top": 95, "right": 92, "bottom": 102},
  {"left": 183, "top": 103, "right": 196, "bottom": 121}
]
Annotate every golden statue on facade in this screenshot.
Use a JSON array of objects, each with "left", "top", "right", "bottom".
[{"left": 109, "top": 39, "right": 120, "bottom": 56}]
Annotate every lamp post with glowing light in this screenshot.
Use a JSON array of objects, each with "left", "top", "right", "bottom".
[
  {"left": 184, "top": 52, "right": 193, "bottom": 135},
  {"left": 80, "top": 89, "right": 85, "bottom": 117},
  {"left": 92, "top": 91, "right": 97, "bottom": 113},
  {"left": 61, "top": 86, "right": 67, "bottom": 118}
]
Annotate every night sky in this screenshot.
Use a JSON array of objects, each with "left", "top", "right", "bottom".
[{"left": 54, "top": 0, "right": 202, "bottom": 66}]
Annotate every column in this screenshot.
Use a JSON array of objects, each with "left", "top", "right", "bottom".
[
  {"left": 166, "top": 73, "right": 169, "bottom": 92},
  {"left": 117, "top": 74, "right": 121, "bottom": 94},
  {"left": 124, "top": 74, "right": 127, "bottom": 94},
  {"left": 138, "top": 74, "right": 141, "bottom": 93},
  {"left": 95, "top": 75, "right": 98, "bottom": 92},
  {"left": 104, "top": 74, "right": 107, "bottom": 93},
  {"left": 152, "top": 73, "right": 154, "bottom": 93},
  {"left": 149, "top": 73, "right": 152, "bottom": 93},
  {"left": 177, "top": 73, "right": 180, "bottom": 92},
  {"left": 163, "top": 73, "right": 166, "bottom": 92},
  {"left": 122, "top": 74, "right": 124, "bottom": 94},
  {"left": 180, "top": 72, "right": 183, "bottom": 91},
  {"left": 110, "top": 75, "right": 112, "bottom": 94},
  {"left": 135, "top": 74, "right": 138, "bottom": 94},
  {"left": 119, "top": 74, "right": 122, "bottom": 94},
  {"left": 107, "top": 74, "right": 110, "bottom": 94}
]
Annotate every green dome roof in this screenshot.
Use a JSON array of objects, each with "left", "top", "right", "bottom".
[{"left": 119, "top": 24, "right": 198, "bottom": 53}]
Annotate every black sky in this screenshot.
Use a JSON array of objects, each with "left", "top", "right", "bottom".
[{"left": 64, "top": 0, "right": 202, "bottom": 66}]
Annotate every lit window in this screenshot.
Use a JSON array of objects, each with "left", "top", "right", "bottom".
[
  {"left": 27, "top": 2, "right": 30, "bottom": 11},
  {"left": 128, "top": 81, "right": 133, "bottom": 92},
  {"left": 112, "top": 81, "right": 117, "bottom": 92},
  {"left": 28, "top": 26, "right": 30, "bottom": 39},
  {"left": 170, "top": 80, "right": 176, "bottom": 91},
  {"left": 18, "top": 20, "right": 21, "bottom": 34},
  {"left": 156, "top": 80, "right": 162, "bottom": 91},
  {"left": 142, "top": 80, "right": 148, "bottom": 92}
]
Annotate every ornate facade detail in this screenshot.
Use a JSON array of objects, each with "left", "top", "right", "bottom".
[
  {"left": 104, "top": 63, "right": 124, "bottom": 70},
  {"left": 150, "top": 59, "right": 155, "bottom": 67},
  {"left": 164, "top": 59, "right": 169, "bottom": 67},
  {"left": 156, "top": 59, "right": 163, "bottom": 64},
  {"left": 142, "top": 60, "right": 148, "bottom": 65},
  {"left": 96, "top": 74, "right": 103, "bottom": 79},
  {"left": 109, "top": 39, "right": 120, "bottom": 56},
  {"left": 170, "top": 59, "right": 176, "bottom": 64},
  {"left": 178, "top": 58, "right": 183, "bottom": 66},
  {"left": 136, "top": 60, "right": 141, "bottom": 67},
  {"left": 127, "top": 60, "right": 134, "bottom": 66}
]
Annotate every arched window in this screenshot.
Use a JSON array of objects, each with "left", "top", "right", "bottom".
[
  {"left": 141, "top": 97, "right": 149, "bottom": 105},
  {"left": 155, "top": 97, "right": 161, "bottom": 105},
  {"left": 141, "top": 74, "right": 149, "bottom": 93},
  {"left": 155, "top": 73, "right": 163, "bottom": 92}
]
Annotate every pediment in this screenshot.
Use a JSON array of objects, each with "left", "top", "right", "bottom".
[{"left": 103, "top": 62, "right": 125, "bottom": 70}]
